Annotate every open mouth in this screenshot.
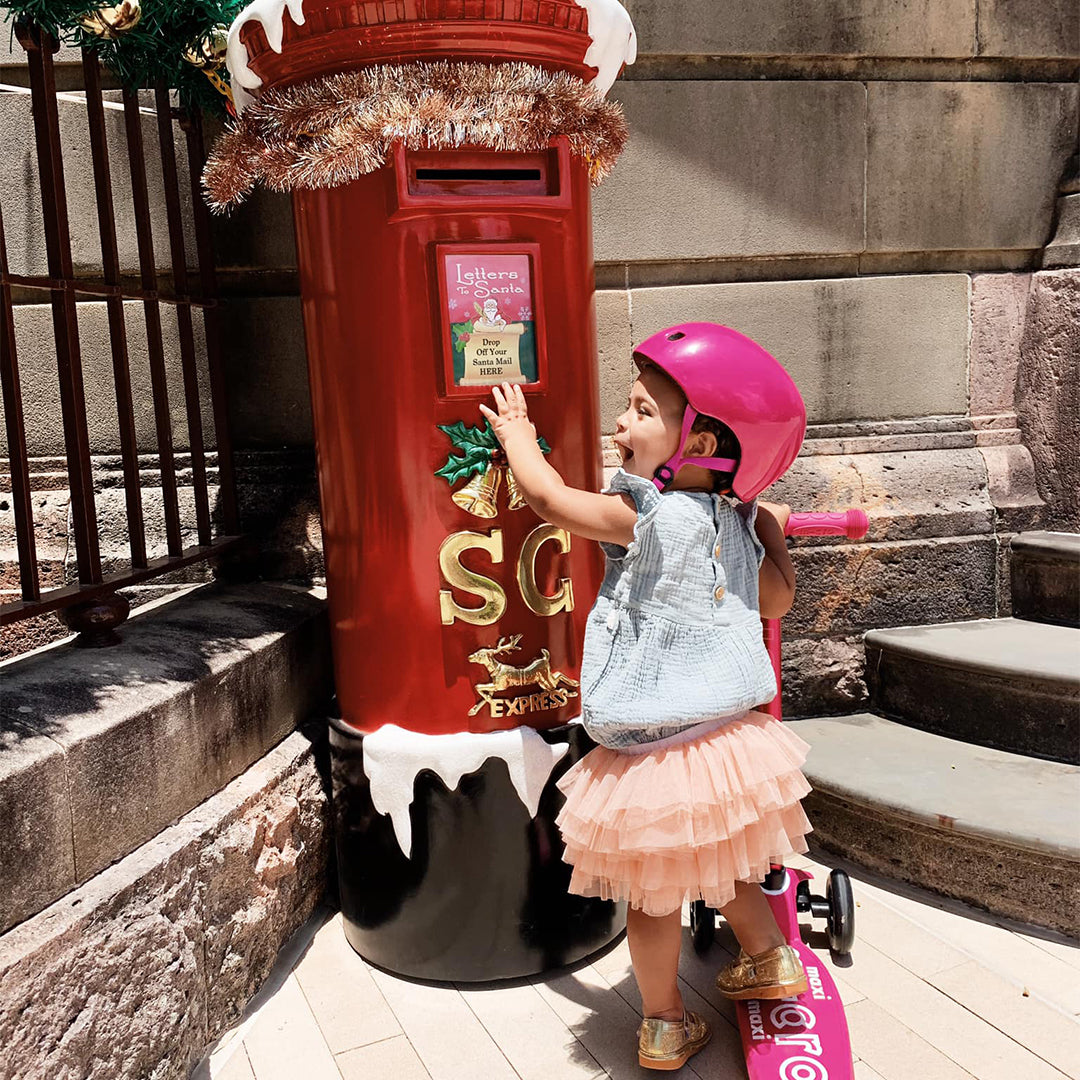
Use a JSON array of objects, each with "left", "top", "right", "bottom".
[{"left": 617, "top": 443, "right": 634, "bottom": 464}]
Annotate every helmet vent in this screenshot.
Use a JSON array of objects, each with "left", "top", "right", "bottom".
[{"left": 666, "top": 331, "right": 686, "bottom": 340}]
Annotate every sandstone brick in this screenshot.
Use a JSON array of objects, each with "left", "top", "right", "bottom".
[
  {"left": 629, "top": 275, "right": 969, "bottom": 424},
  {"left": 594, "top": 81, "right": 866, "bottom": 262},
  {"left": 1016, "top": 269, "right": 1080, "bottom": 528},
  {"left": 866, "top": 82, "right": 1080, "bottom": 254},
  {"left": 622, "top": 0, "right": 977, "bottom": 58},
  {"left": 784, "top": 535, "right": 998, "bottom": 638},
  {"left": 970, "top": 273, "right": 1032, "bottom": 418},
  {"left": 0, "top": 722, "right": 75, "bottom": 934},
  {"left": 976, "top": 0, "right": 1080, "bottom": 58}
]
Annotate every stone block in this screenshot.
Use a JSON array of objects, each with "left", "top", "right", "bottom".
[
  {"left": 596, "top": 288, "right": 633, "bottom": 431},
  {"left": 1043, "top": 193, "right": 1080, "bottom": 268},
  {"left": 594, "top": 81, "right": 866, "bottom": 262},
  {"left": 219, "top": 296, "right": 313, "bottom": 448},
  {"left": 0, "top": 722, "right": 75, "bottom": 934},
  {"left": 970, "top": 273, "right": 1032, "bottom": 418},
  {"left": 976, "top": 0, "right": 1080, "bottom": 58},
  {"left": 628, "top": 275, "right": 970, "bottom": 423},
  {"left": 1017, "top": 269, "right": 1080, "bottom": 528},
  {"left": 866, "top": 82, "right": 1080, "bottom": 253},
  {"left": 0, "top": 726, "right": 329, "bottom": 1080},
  {"left": 1, "top": 581, "right": 331, "bottom": 893},
  {"left": 784, "top": 535, "right": 998, "bottom": 638},
  {"left": 621, "top": 0, "right": 977, "bottom": 58},
  {"left": 2, "top": 300, "right": 215, "bottom": 457},
  {"left": 0, "top": 88, "right": 197, "bottom": 278},
  {"left": 780, "top": 635, "right": 868, "bottom": 718},
  {"left": 769, "top": 445, "right": 994, "bottom": 541}
]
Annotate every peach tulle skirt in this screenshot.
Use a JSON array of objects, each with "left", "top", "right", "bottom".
[{"left": 555, "top": 711, "right": 814, "bottom": 917}]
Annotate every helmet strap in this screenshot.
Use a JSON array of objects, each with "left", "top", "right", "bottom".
[{"left": 651, "top": 405, "right": 738, "bottom": 492}]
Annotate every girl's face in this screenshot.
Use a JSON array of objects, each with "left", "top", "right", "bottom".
[{"left": 612, "top": 367, "right": 686, "bottom": 480}]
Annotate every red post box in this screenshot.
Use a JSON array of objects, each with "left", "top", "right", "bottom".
[{"left": 210, "top": 0, "right": 636, "bottom": 980}]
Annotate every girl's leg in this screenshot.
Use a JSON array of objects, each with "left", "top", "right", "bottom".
[
  {"left": 717, "top": 879, "right": 786, "bottom": 955},
  {"left": 626, "top": 906, "right": 685, "bottom": 1020}
]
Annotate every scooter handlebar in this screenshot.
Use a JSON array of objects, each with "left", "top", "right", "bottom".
[{"left": 785, "top": 508, "right": 869, "bottom": 539}]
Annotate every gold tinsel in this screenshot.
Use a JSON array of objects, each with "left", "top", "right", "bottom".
[{"left": 203, "top": 60, "right": 628, "bottom": 212}]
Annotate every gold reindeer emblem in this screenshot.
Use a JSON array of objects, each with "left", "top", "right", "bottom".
[{"left": 467, "top": 634, "right": 580, "bottom": 718}]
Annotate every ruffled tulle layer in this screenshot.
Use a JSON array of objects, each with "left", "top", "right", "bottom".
[{"left": 556, "top": 711, "right": 813, "bottom": 916}]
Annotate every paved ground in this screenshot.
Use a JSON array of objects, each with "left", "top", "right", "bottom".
[{"left": 193, "top": 849, "right": 1080, "bottom": 1080}]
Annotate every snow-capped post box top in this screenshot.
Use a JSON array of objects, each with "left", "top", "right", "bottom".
[
  {"left": 204, "top": 0, "right": 636, "bottom": 210},
  {"left": 224, "top": 0, "right": 636, "bottom": 115}
]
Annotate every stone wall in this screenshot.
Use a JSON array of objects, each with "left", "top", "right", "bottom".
[
  {"left": 0, "top": 726, "right": 329, "bottom": 1080},
  {"left": 2, "top": 2, "right": 1078, "bottom": 697}
]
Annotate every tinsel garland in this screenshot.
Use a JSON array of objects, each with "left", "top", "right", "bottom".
[
  {"left": 3, "top": 0, "right": 245, "bottom": 115},
  {"left": 203, "top": 60, "right": 629, "bottom": 212}
]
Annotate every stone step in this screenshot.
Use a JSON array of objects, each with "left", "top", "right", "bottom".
[
  {"left": 787, "top": 713, "right": 1080, "bottom": 937},
  {"left": 0, "top": 581, "right": 331, "bottom": 935},
  {"left": 1010, "top": 531, "right": 1080, "bottom": 628},
  {"left": 864, "top": 617, "right": 1080, "bottom": 764}
]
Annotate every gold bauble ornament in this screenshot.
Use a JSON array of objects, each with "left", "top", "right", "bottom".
[
  {"left": 79, "top": 0, "right": 142, "bottom": 39},
  {"left": 182, "top": 25, "right": 229, "bottom": 71},
  {"left": 452, "top": 465, "right": 501, "bottom": 519}
]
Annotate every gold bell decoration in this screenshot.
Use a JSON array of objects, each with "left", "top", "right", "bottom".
[
  {"left": 80, "top": 0, "right": 142, "bottom": 39},
  {"left": 505, "top": 468, "right": 528, "bottom": 511},
  {"left": 452, "top": 465, "right": 501, "bottom": 519}
]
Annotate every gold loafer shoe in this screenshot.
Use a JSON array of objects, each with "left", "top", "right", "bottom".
[
  {"left": 637, "top": 1010, "right": 711, "bottom": 1071},
  {"left": 715, "top": 943, "right": 808, "bottom": 1000}
]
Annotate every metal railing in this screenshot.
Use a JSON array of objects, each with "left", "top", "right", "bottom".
[{"left": 0, "top": 24, "right": 241, "bottom": 647}]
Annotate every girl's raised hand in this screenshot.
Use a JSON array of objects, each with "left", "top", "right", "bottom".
[{"left": 478, "top": 382, "right": 537, "bottom": 447}]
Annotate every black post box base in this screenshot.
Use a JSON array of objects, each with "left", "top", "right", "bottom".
[{"left": 328, "top": 716, "right": 626, "bottom": 982}]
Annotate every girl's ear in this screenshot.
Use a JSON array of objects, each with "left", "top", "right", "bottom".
[{"left": 685, "top": 429, "right": 718, "bottom": 459}]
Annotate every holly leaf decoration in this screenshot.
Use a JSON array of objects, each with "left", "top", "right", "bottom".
[
  {"left": 453, "top": 319, "right": 474, "bottom": 345},
  {"left": 435, "top": 420, "right": 500, "bottom": 486},
  {"left": 538, "top": 436, "right": 552, "bottom": 455},
  {"left": 435, "top": 445, "right": 491, "bottom": 485}
]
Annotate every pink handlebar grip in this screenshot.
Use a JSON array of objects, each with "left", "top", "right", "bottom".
[{"left": 785, "top": 509, "right": 869, "bottom": 539}]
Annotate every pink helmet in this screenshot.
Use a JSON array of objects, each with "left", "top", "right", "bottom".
[{"left": 633, "top": 322, "right": 806, "bottom": 501}]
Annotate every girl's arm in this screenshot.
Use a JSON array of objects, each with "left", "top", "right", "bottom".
[
  {"left": 754, "top": 501, "right": 796, "bottom": 620},
  {"left": 479, "top": 384, "right": 637, "bottom": 547}
]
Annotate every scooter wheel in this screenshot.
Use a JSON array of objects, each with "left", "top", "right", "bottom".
[
  {"left": 826, "top": 870, "right": 855, "bottom": 955},
  {"left": 690, "top": 899, "right": 715, "bottom": 954}
]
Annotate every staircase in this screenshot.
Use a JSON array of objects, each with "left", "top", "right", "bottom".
[{"left": 788, "top": 531, "right": 1080, "bottom": 937}]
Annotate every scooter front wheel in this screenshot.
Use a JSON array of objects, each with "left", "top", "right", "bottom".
[{"left": 826, "top": 869, "right": 855, "bottom": 955}]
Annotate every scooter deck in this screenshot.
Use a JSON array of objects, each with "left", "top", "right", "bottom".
[{"left": 735, "top": 868, "right": 854, "bottom": 1080}]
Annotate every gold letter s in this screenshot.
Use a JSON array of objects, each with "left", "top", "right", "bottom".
[{"left": 439, "top": 529, "right": 507, "bottom": 625}]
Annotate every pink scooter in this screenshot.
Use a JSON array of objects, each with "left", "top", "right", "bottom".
[{"left": 690, "top": 508, "right": 869, "bottom": 1080}]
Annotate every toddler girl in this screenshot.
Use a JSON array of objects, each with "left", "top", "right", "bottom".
[{"left": 479, "top": 322, "right": 813, "bottom": 1072}]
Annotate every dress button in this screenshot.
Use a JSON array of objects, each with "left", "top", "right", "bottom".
[
  {"left": 714, "top": 586, "right": 725, "bottom": 601},
  {"left": 714, "top": 545, "right": 722, "bottom": 558}
]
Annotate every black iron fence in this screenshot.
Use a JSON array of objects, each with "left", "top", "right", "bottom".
[{"left": 1, "top": 23, "right": 241, "bottom": 647}]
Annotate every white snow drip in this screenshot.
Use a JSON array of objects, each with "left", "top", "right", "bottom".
[
  {"left": 226, "top": 0, "right": 307, "bottom": 114},
  {"left": 362, "top": 724, "right": 570, "bottom": 859},
  {"left": 574, "top": 0, "right": 637, "bottom": 97}
]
